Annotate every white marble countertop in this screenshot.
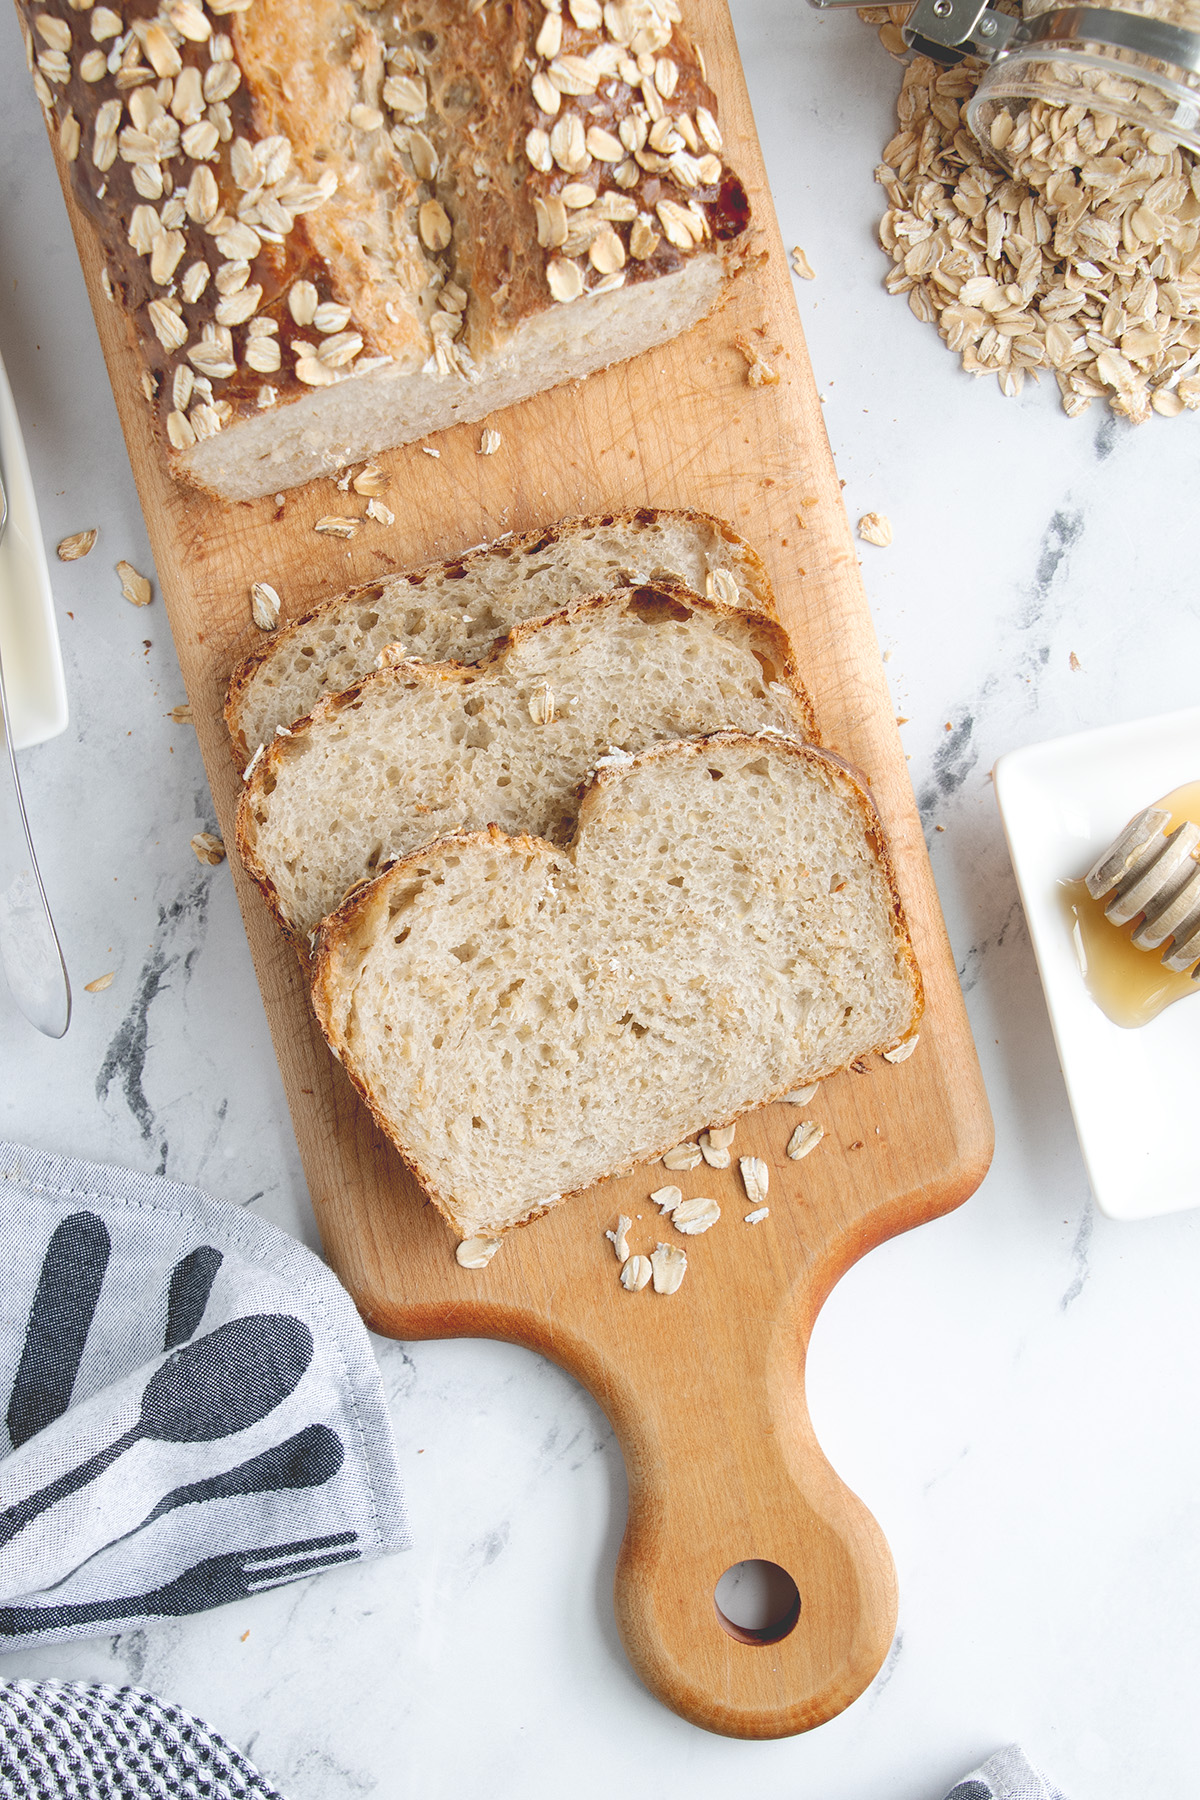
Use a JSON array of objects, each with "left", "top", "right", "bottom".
[{"left": 2, "top": 4, "right": 1199, "bottom": 1796}]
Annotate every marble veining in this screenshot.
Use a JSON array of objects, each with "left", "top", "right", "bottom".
[{"left": 3, "top": 1, "right": 1200, "bottom": 1796}]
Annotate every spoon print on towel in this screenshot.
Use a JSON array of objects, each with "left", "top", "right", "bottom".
[{"left": 0, "top": 1313, "right": 314, "bottom": 1550}]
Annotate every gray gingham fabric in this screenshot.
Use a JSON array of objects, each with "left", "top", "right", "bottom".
[
  {"left": 0, "top": 1141, "right": 407, "bottom": 1651},
  {"left": 0, "top": 1681, "right": 286, "bottom": 1800},
  {"left": 944, "top": 1745, "right": 1069, "bottom": 1800},
  {"left": 0, "top": 1696, "right": 1072, "bottom": 1800}
]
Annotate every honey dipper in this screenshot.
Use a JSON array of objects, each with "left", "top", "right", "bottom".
[{"left": 1085, "top": 806, "right": 1200, "bottom": 978}]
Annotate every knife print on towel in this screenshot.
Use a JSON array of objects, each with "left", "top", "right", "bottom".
[{"left": 1, "top": 1141, "right": 408, "bottom": 1648}]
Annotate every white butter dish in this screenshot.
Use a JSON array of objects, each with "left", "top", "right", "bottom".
[
  {"left": 0, "top": 348, "right": 68, "bottom": 750},
  {"left": 994, "top": 708, "right": 1200, "bottom": 1222}
]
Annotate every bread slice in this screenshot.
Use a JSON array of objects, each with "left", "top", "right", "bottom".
[
  {"left": 21, "top": 0, "right": 749, "bottom": 500},
  {"left": 311, "top": 733, "right": 923, "bottom": 1241},
  {"left": 225, "top": 508, "right": 776, "bottom": 764},
  {"left": 237, "top": 586, "right": 814, "bottom": 942}
]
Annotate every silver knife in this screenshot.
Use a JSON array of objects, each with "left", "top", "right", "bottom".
[{"left": 0, "top": 463, "right": 71, "bottom": 1039}]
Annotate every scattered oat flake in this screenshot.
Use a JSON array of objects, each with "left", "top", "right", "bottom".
[
  {"left": 781, "top": 1083, "right": 819, "bottom": 1104},
  {"left": 1069, "top": 651, "right": 1082, "bottom": 671},
  {"left": 366, "top": 498, "right": 395, "bottom": 526},
  {"left": 421, "top": 445, "right": 441, "bottom": 458},
  {"left": 621, "top": 1254, "right": 652, "bottom": 1291},
  {"left": 734, "top": 333, "right": 780, "bottom": 387},
  {"left": 250, "top": 581, "right": 281, "bottom": 631},
  {"left": 744, "top": 1207, "right": 770, "bottom": 1225},
  {"left": 456, "top": 1235, "right": 502, "bottom": 1269},
  {"left": 708, "top": 1124, "right": 736, "bottom": 1150},
  {"left": 314, "top": 516, "right": 359, "bottom": 538},
  {"left": 352, "top": 464, "right": 389, "bottom": 497},
  {"left": 84, "top": 972, "right": 115, "bottom": 993},
  {"left": 116, "top": 560, "right": 152, "bottom": 606},
  {"left": 670, "top": 1195, "right": 720, "bottom": 1236},
  {"left": 883, "top": 1034, "right": 919, "bottom": 1064},
  {"left": 858, "top": 513, "right": 892, "bottom": 548},
  {"left": 650, "top": 1242, "right": 687, "bottom": 1294},
  {"left": 786, "top": 1120, "right": 825, "bottom": 1160},
  {"left": 605, "top": 1213, "right": 632, "bottom": 1261},
  {"left": 191, "top": 831, "right": 225, "bottom": 867},
  {"left": 57, "top": 530, "right": 97, "bottom": 562},
  {"left": 662, "top": 1143, "right": 703, "bottom": 1171},
  {"left": 790, "top": 245, "right": 815, "bottom": 280},
  {"left": 650, "top": 1184, "right": 682, "bottom": 1213},
  {"left": 168, "top": 703, "right": 193, "bottom": 725},
  {"left": 739, "top": 1156, "right": 769, "bottom": 1206},
  {"left": 479, "top": 428, "right": 502, "bottom": 455},
  {"left": 698, "top": 1133, "right": 731, "bottom": 1169}
]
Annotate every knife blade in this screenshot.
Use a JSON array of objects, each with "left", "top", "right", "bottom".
[{"left": 0, "top": 469, "right": 71, "bottom": 1039}]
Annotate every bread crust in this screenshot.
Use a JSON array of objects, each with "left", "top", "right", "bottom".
[
  {"left": 233, "top": 583, "right": 816, "bottom": 948},
  {"left": 310, "top": 731, "right": 924, "bottom": 1241},
  {"left": 223, "top": 505, "right": 780, "bottom": 763},
  {"left": 16, "top": 0, "right": 750, "bottom": 496}
]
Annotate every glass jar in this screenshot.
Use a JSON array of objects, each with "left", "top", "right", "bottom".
[{"left": 967, "top": 0, "right": 1200, "bottom": 157}]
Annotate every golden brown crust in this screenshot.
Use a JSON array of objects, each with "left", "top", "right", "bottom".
[
  {"left": 309, "top": 732, "right": 925, "bottom": 1237},
  {"left": 17, "top": 0, "right": 750, "bottom": 481},
  {"left": 222, "top": 504, "right": 780, "bottom": 763},
  {"left": 233, "top": 583, "right": 816, "bottom": 949}
]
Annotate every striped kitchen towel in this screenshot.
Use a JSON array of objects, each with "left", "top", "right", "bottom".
[{"left": 0, "top": 1142, "right": 407, "bottom": 1649}]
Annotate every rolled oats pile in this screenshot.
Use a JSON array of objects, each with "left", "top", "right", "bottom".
[{"left": 873, "top": 52, "right": 1200, "bottom": 418}]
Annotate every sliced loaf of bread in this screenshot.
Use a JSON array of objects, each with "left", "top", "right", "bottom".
[
  {"left": 224, "top": 508, "right": 776, "bottom": 763},
  {"left": 237, "top": 587, "right": 813, "bottom": 943},
  {"left": 311, "top": 733, "right": 923, "bottom": 1242}
]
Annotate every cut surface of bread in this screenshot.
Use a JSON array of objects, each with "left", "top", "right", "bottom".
[
  {"left": 19, "top": 0, "right": 749, "bottom": 499},
  {"left": 311, "top": 734, "right": 923, "bottom": 1241},
  {"left": 237, "top": 587, "right": 814, "bottom": 941},
  {"left": 225, "top": 508, "right": 777, "bottom": 762}
]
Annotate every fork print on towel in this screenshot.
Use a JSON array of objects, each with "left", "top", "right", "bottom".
[{"left": 0, "top": 1207, "right": 354, "bottom": 1637}]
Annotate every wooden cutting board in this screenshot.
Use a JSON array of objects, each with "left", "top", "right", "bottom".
[{"left": 43, "top": 0, "right": 993, "bottom": 1740}]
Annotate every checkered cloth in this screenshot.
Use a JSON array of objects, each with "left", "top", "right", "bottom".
[
  {"left": 0, "top": 1682, "right": 285, "bottom": 1799},
  {"left": 945, "top": 1745, "right": 1068, "bottom": 1800},
  {"left": 0, "top": 1694, "right": 1070, "bottom": 1800}
]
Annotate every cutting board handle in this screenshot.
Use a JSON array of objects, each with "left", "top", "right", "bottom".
[{"left": 606, "top": 1282, "right": 896, "bottom": 1739}]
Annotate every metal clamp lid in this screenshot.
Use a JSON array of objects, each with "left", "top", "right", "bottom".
[{"left": 809, "top": 0, "right": 1200, "bottom": 78}]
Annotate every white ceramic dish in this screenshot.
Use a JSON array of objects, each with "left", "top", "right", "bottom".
[
  {"left": 994, "top": 708, "right": 1200, "bottom": 1222},
  {"left": 0, "top": 348, "right": 68, "bottom": 750}
]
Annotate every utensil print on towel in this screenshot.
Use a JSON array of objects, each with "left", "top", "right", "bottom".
[
  {"left": 6, "top": 1213, "right": 111, "bottom": 1450},
  {"left": 0, "top": 1532, "right": 360, "bottom": 1634},
  {"left": 6, "top": 1218, "right": 224, "bottom": 1459},
  {"left": 0, "top": 1313, "right": 313, "bottom": 1550},
  {"left": 45, "top": 1425, "right": 346, "bottom": 1591},
  {"left": 164, "top": 1245, "right": 224, "bottom": 1350}
]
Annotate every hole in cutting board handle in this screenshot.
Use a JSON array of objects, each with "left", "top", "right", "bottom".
[{"left": 713, "top": 1561, "right": 801, "bottom": 1645}]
